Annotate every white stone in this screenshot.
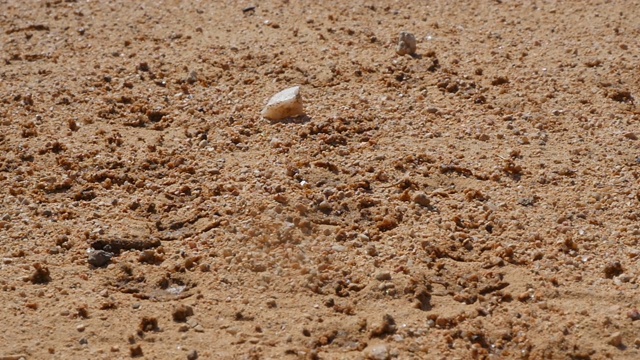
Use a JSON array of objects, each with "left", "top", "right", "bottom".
[
  {"left": 396, "top": 31, "right": 417, "bottom": 56},
  {"left": 366, "top": 344, "right": 390, "bottom": 360},
  {"left": 261, "top": 86, "right": 305, "bottom": 120}
]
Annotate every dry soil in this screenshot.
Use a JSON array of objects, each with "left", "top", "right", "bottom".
[{"left": 1, "top": 1, "right": 640, "bottom": 359}]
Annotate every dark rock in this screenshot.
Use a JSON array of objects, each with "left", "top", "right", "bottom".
[
  {"left": 172, "top": 304, "right": 194, "bottom": 322},
  {"left": 88, "top": 250, "right": 114, "bottom": 267},
  {"left": 91, "top": 237, "right": 160, "bottom": 254},
  {"left": 29, "top": 263, "right": 51, "bottom": 284},
  {"left": 187, "top": 350, "right": 198, "bottom": 360}
]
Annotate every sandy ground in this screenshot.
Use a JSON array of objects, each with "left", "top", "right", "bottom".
[{"left": 1, "top": 0, "right": 640, "bottom": 359}]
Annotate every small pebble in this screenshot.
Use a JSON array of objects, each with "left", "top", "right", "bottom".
[
  {"left": 172, "top": 304, "right": 194, "bottom": 322},
  {"left": 375, "top": 271, "right": 391, "bottom": 281},
  {"left": 366, "top": 344, "right": 390, "bottom": 360},
  {"left": 87, "top": 250, "right": 113, "bottom": 267},
  {"left": 187, "top": 350, "right": 198, "bottom": 360},
  {"left": 332, "top": 245, "right": 347, "bottom": 252},
  {"left": 396, "top": 31, "right": 416, "bottom": 56},
  {"left": 185, "top": 71, "right": 197, "bottom": 85},
  {"left": 318, "top": 201, "right": 332, "bottom": 214},
  {"left": 358, "top": 234, "right": 370, "bottom": 242},
  {"left": 77, "top": 324, "right": 86, "bottom": 332},
  {"left": 261, "top": 86, "right": 305, "bottom": 120},
  {"left": 413, "top": 192, "right": 431, "bottom": 207},
  {"left": 130, "top": 345, "right": 143, "bottom": 357},
  {"left": 604, "top": 261, "right": 623, "bottom": 279},
  {"left": 608, "top": 332, "right": 623, "bottom": 347}
]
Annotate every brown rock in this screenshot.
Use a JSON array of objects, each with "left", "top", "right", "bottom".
[{"left": 172, "top": 305, "right": 194, "bottom": 322}]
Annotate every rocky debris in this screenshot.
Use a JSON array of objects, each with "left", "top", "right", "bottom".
[
  {"left": 0, "top": 355, "right": 28, "bottom": 360},
  {"left": 137, "top": 62, "right": 150, "bottom": 72},
  {"left": 29, "top": 263, "right": 51, "bottom": 284},
  {"left": 138, "top": 249, "right": 164, "bottom": 265},
  {"left": 139, "top": 316, "right": 159, "bottom": 333},
  {"left": 604, "top": 261, "right": 623, "bottom": 279},
  {"left": 90, "top": 237, "right": 161, "bottom": 254},
  {"left": 87, "top": 249, "right": 114, "bottom": 267},
  {"left": 395, "top": 31, "right": 416, "bottom": 56},
  {"left": 366, "top": 344, "right": 390, "bottom": 360},
  {"left": 370, "top": 314, "right": 396, "bottom": 338},
  {"left": 187, "top": 350, "right": 198, "bottom": 360},
  {"left": 491, "top": 76, "right": 510, "bottom": 85},
  {"left": 172, "top": 304, "right": 194, "bottom": 322},
  {"left": 375, "top": 271, "right": 391, "bottom": 281},
  {"left": 608, "top": 332, "right": 623, "bottom": 347},
  {"left": 261, "top": 86, "right": 305, "bottom": 120},
  {"left": 130, "top": 345, "right": 143, "bottom": 358},
  {"left": 184, "top": 71, "right": 197, "bottom": 85},
  {"left": 412, "top": 192, "right": 430, "bottom": 207},
  {"left": 185, "top": 318, "right": 204, "bottom": 332},
  {"left": 608, "top": 89, "right": 634, "bottom": 103}
]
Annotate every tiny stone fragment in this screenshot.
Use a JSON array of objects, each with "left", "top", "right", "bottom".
[
  {"left": 172, "top": 304, "right": 194, "bottom": 322},
  {"left": 138, "top": 62, "right": 149, "bottom": 72},
  {"left": 88, "top": 250, "right": 113, "bottom": 267},
  {"left": 608, "top": 332, "right": 623, "bottom": 347},
  {"left": 366, "top": 344, "right": 390, "bottom": 360},
  {"left": 130, "top": 344, "right": 143, "bottom": 357},
  {"left": 139, "top": 316, "right": 159, "bottom": 333},
  {"left": 395, "top": 31, "right": 416, "bottom": 56},
  {"left": 627, "top": 308, "right": 640, "bottom": 321},
  {"left": 138, "top": 249, "right": 163, "bottom": 265},
  {"left": 413, "top": 192, "right": 431, "bottom": 207},
  {"left": 185, "top": 71, "right": 198, "bottom": 85},
  {"left": 261, "top": 86, "right": 305, "bottom": 121},
  {"left": 370, "top": 314, "right": 396, "bottom": 338},
  {"left": 604, "top": 261, "right": 623, "bottom": 279},
  {"left": 91, "top": 237, "right": 161, "bottom": 253},
  {"left": 29, "top": 263, "right": 51, "bottom": 284},
  {"left": 624, "top": 132, "right": 638, "bottom": 140},
  {"left": 318, "top": 201, "right": 332, "bottom": 214},
  {"left": 375, "top": 271, "right": 391, "bottom": 281},
  {"left": 187, "top": 350, "right": 199, "bottom": 360}
]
